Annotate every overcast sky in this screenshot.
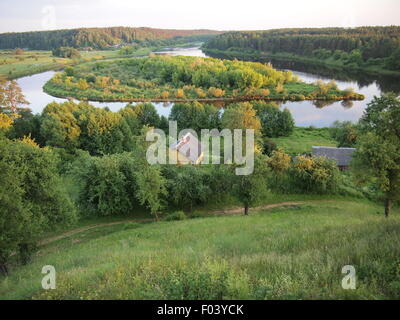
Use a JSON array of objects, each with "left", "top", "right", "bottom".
[{"left": 0, "top": 0, "right": 399, "bottom": 33}]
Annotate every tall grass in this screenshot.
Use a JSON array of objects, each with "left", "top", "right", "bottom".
[{"left": 1, "top": 200, "right": 399, "bottom": 300}]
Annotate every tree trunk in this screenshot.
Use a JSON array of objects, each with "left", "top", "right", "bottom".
[
  {"left": 385, "top": 198, "right": 392, "bottom": 218},
  {"left": 244, "top": 205, "right": 249, "bottom": 216},
  {"left": 0, "top": 260, "right": 8, "bottom": 276}
]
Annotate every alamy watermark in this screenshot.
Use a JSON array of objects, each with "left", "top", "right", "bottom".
[
  {"left": 146, "top": 121, "right": 255, "bottom": 175},
  {"left": 341, "top": 265, "right": 356, "bottom": 290},
  {"left": 41, "top": 265, "right": 56, "bottom": 290}
]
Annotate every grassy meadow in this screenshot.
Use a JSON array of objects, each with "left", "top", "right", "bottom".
[
  {"left": 0, "top": 50, "right": 70, "bottom": 79},
  {"left": 274, "top": 127, "right": 337, "bottom": 155},
  {"left": 0, "top": 48, "right": 155, "bottom": 80},
  {"left": 1, "top": 199, "right": 399, "bottom": 300}
]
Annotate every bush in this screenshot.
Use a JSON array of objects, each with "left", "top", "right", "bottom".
[
  {"left": 290, "top": 156, "right": 340, "bottom": 194},
  {"left": 52, "top": 46, "right": 81, "bottom": 59},
  {"left": 330, "top": 120, "right": 358, "bottom": 147},
  {"left": 261, "top": 138, "right": 277, "bottom": 156},
  {"left": 163, "top": 211, "right": 187, "bottom": 221},
  {"left": 73, "top": 151, "right": 166, "bottom": 217}
]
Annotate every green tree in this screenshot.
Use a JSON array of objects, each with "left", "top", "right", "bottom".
[
  {"left": 352, "top": 94, "right": 400, "bottom": 217},
  {"left": 126, "top": 103, "right": 160, "bottom": 127},
  {"left": 0, "top": 138, "right": 76, "bottom": 273},
  {"left": 253, "top": 101, "right": 294, "bottom": 137},
  {"left": 74, "top": 149, "right": 166, "bottom": 218},
  {"left": 162, "top": 165, "right": 213, "bottom": 212},
  {"left": 231, "top": 155, "right": 269, "bottom": 215},
  {"left": 331, "top": 120, "right": 358, "bottom": 147},
  {"left": 169, "top": 102, "right": 220, "bottom": 133},
  {"left": 52, "top": 46, "right": 81, "bottom": 59},
  {"left": 221, "top": 102, "right": 261, "bottom": 133}
]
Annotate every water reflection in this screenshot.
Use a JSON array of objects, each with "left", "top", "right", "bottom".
[{"left": 15, "top": 47, "right": 400, "bottom": 128}]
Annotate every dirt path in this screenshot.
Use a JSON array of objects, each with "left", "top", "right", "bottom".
[
  {"left": 39, "top": 201, "right": 304, "bottom": 247},
  {"left": 39, "top": 218, "right": 153, "bottom": 246},
  {"left": 210, "top": 201, "right": 303, "bottom": 216}
]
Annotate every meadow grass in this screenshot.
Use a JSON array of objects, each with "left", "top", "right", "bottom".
[
  {"left": 0, "top": 50, "right": 70, "bottom": 79},
  {"left": 0, "top": 49, "right": 154, "bottom": 80},
  {"left": 1, "top": 200, "right": 399, "bottom": 300},
  {"left": 274, "top": 127, "right": 337, "bottom": 155}
]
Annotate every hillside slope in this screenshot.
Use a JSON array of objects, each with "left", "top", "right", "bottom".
[{"left": 1, "top": 200, "right": 399, "bottom": 300}]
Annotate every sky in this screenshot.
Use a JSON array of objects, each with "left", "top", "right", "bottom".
[{"left": 0, "top": 0, "right": 399, "bottom": 33}]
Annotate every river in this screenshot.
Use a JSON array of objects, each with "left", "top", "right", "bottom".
[{"left": 16, "top": 46, "right": 400, "bottom": 127}]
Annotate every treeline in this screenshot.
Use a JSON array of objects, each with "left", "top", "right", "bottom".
[
  {"left": 0, "top": 27, "right": 222, "bottom": 50},
  {"left": 203, "top": 27, "right": 400, "bottom": 70}
]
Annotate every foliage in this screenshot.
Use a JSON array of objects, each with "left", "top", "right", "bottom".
[
  {"left": 231, "top": 155, "right": 270, "bottom": 215},
  {"left": 43, "top": 55, "right": 359, "bottom": 102},
  {"left": 0, "top": 138, "right": 76, "bottom": 274},
  {"left": 252, "top": 101, "right": 294, "bottom": 137},
  {"left": 204, "top": 26, "right": 400, "bottom": 68},
  {"left": 72, "top": 151, "right": 166, "bottom": 217},
  {"left": 290, "top": 156, "right": 340, "bottom": 194},
  {"left": 169, "top": 101, "right": 220, "bottom": 133},
  {"left": 40, "top": 101, "right": 136, "bottom": 155},
  {"left": 6, "top": 110, "right": 45, "bottom": 145},
  {"left": 221, "top": 102, "right": 261, "bottom": 133},
  {"left": 0, "top": 79, "right": 30, "bottom": 114},
  {"left": 125, "top": 103, "right": 160, "bottom": 128},
  {"left": 163, "top": 211, "right": 187, "bottom": 221},
  {"left": 52, "top": 47, "right": 81, "bottom": 59},
  {"left": 261, "top": 137, "right": 277, "bottom": 156},
  {"left": 0, "top": 27, "right": 221, "bottom": 50},
  {"left": 330, "top": 120, "right": 359, "bottom": 147},
  {"left": 352, "top": 94, "right": 400, "bottom": 216},
  {"left": 267, "top": 149, "right": 291, "bottom": 174}
]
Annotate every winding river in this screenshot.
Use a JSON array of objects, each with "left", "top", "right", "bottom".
[{"left": 16, "top": 47, "right": 400, "bottom": 127}]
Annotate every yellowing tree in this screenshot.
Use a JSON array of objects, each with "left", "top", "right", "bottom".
[
  {"left": 176, "top": 88, "right": 185, "bottom": 99},
  {"left": 208, "top": 87, "right": 225, "bottom": 98},
  {"left": 0, "top": 79, "right": 29, "bottom": 114},
  {"left": 221, "top": 102, "right": 261, "bottom": 133},
  {"left": 161, "top": 91, "right": 170, "bottom": 99},
  {"left": 267, "top": 149, "right": 291, "bottom": 174},
  {"left": 77, "top": 78, "right": 89, "bottom": 90}
]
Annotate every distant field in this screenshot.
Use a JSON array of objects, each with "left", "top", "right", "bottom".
[
  {"left": 1, "top": 200, "right": 399, "bottom": 300},
  {"left": 0, "top": 50, "right": 70, "bottom": 79},
  {"left": 0, "top": 48, "right": 154, "bottom": 80},
  {"left": 274, "top": 127, "right": 337, "bottom": 155}
]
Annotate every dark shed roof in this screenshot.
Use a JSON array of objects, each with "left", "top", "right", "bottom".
[{"left": 312, "top": 146, "right": 356, "bottom": 167}]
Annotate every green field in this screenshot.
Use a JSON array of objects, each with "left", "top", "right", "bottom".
[
  {"left": 274, "top": 127, "right": 337, "bottom": 155},
  {"left": 1, "top": 199, "right": 399, "bottom": 300},
  {"left": 0, "top": 50, "right": 70, "bottom": 79},
  {"left": 0, "top": 48, "right": 155, "bottom": 80}
]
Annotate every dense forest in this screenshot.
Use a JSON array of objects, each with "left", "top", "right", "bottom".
[
  {"left": 0, "top": 27, "right": 222, "bottom": 50},
  {"left": 203, "top": 27, "right": 400, "bottom": 72}
]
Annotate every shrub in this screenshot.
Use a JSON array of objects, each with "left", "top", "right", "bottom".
[
  {"left": 163, "top": 211, "right": 187, "bottom": 221},
  {"left": 261, "top": 138, "right": 277, "bottom": 156},
  {"left": 73, "top": 151, "right": 166, "bottom": 217},
  {"left": 176, "top": 88, "right": 185, "bottom": 99},
  {"left": 290, "top": 156, "right": 340, "bottom": 194}
]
